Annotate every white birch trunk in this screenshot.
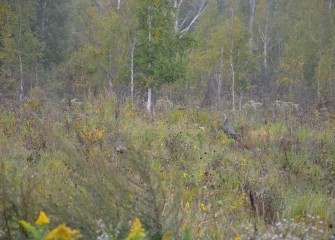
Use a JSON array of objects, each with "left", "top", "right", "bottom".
[
  {"left": 249, "top": 0, "right": 256, "bottom": 34},
  {"left": 19, "top": 54, "right": 23, "bottom": 102},
  {"left": 330, "top": 0, "right": 333, "bottom": 26},
  {"left": 239, "top": 93, "right": 243, "bottom": 110},
  {"left": 230, "top": 57, "right": 235, "bottom": 112},
  {"left": 216, "top": 74, "right": 222, "bottom": 102},
  {"left": 108, "top": 48, "right": 113, "bottom": 92},
  {"left": 229, "top": 5, "right": 235, "bottom": 112},
  {"left": 18, "top": 3, "right": 23, "bottom": 102},
  {"left": 317, "top": 61, "right": 321, "bottom": 99},
  {"left": 259, "top": 11, "right": 270, "bottom": 71},
  {"left": 130, "top": 35, "right": 136, "bottom": 102},
  {"left": 35, "top": 62, "right": 38, "bottom": 86},
  {"left": 146, "top": 5, "right": 152, "bottom": 114},
  {"left": 263, "top": 40, "right": 268, "bottom": 69},
  {"left": 148, "top": 8, "right": 152, "bottom": 42},
  {"left": 180, "top": 0, "right": 208, "bottom": 34},
  {"left": 147, "top": 87, "right": 152, "bottom": 114},
  {"left": 329, "top": 62, "right": 334, "bottom": 100},
  {"left": 94, "top": 0, "right": 103, "bottom": 16},
  {"left": 174, "top": 0, "right": 178, "bottom": 32},
  {"left": 117, "top": 0, "right": 121, "bottom": 10}
]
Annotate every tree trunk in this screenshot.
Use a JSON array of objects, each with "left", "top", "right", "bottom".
[
  {"left": 19, "top": 54, "right": 23, "bottom": 102},
  {"left": 18, "top": 3, "right": 23, "bottom": 102},
  {"left": 259, "top": 10, "right": 270, "bottom": 71},
  {"left": 229, "top": 5, "right": 235, "bottom": 112},
  {"left": 174, "top": 0, "right": 179, "bottom": 32},
  {"left": 317, "top": 60, "right": 321, "bottom": 99},
  {"left": 249, "top": 0, "right": 256, "bottom": 33},
  {"left": 35, "top": 61, "right": 39, "bottom": 87},
  {"left": 117, "top": 0, "right": 121, "bottom": 10},
  {"left": 147, "top": 5, "right": 152, "bottom": 114},
  {"left": 239, "top": 93, "right": 243, "bottom": 110},
  {"left": 216, "top": 74, "right": 222, "bottom": 103},
  {"left": 263, "top": 39, "right": 268, "bottom": 70},
  {"left": 230, "top": 56, "right": 235, "bottom": 112},
  {"left": 216, "top": 0, "right": 224, "bottom": 12},
  {"left": 108, "top": 48, "right": 113, "bottom": 92},
  {"left": 130, "top": 35, "right": 136, "bottom": 102},
  {"left": 329, "top": 62, "right": 334, "bottom": 100},
  {"left": 180, "top": 0, "right": 208, "bottom": 34},
  {"left": 147, "top": 87, "right": 152, "bottom": 114},
  {"left": 95, "top": 0, "right": 103, "bottom": 16}
]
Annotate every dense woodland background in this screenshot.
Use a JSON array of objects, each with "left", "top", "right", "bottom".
[
  {"left": 0, "top": 0, "right": 335, "bottom": 110},
  {"left": 1, "top": 1, "right": 335, "bottom": 240}
]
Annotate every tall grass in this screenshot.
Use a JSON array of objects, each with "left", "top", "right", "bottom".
[{"left": 0, "top": 94, "right": 334, "bottom": 239}]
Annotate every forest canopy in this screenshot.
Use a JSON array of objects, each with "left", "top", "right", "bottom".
[{"left": 0, "top": 0, "right": 334, "bottom": 110}]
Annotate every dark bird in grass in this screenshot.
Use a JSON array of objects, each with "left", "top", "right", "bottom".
[
  {"left": 115, "top": 138, "right": 127, "bottom": 154},
  {"left": 223, "top": 113, "right": 240, "bottom": 140}
]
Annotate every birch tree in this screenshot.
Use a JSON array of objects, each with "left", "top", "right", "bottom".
[
  {"left": 190, "top": 1, "right": 256, "bottom": 110},
  {"left": 135, "top": 0, "right": 190, "bottom": 113},
  {"left": 0, "top": 0, "right": 43, "bottom": 100}
]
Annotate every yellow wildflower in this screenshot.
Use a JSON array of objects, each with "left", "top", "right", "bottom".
[
  {"left": 234, "top": 237, "right": 242, "bottom": 240},
  {"left": 162, "top": 230, "right": 173, "bottom": 240},
  {"left": 35, "top": 211, "right": 50, "bottom": 226},
  {"left": 185, "top": 202, "right": 190, "bottom": 209},
  {"left": 45, "top": 224, "right": 81, "bottom": 240},
  {"left": 96, "top": 129, "right": 105, "bottom": 140},
  {"left": 239, "top": 194, "right": 246, "bottom": 200},
  {"left": 183, "top": 172, "right": 188, "bottom": 178},
  {"left": 221, "top": 139, "right": 227, "bottom": 145},
  {"left": 200, "top": 203, "right": 206, "bottom": 212},
  {"left": 199, "top": 170, "right": 205, "bottom": 176},
  {"left": 241, "top": 159, "right": 247, "bottom": 166},
  {"left": 127, "top": 218, "right": 146, "bottom": 240}
]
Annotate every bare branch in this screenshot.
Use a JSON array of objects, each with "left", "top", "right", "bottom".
[{"left": 180, "top": 0, "right": 209, "bottom": 34}]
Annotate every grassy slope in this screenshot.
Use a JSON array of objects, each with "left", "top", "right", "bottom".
[{"left": 0, "top": 94, "right": 335, "bottom": 239}]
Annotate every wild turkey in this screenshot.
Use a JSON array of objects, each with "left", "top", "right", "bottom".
[{"left": 223, "top": 113, "right": 240, "bottom": 140}]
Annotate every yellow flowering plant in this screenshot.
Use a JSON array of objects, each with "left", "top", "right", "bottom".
[
  {"left": 19, "top": 211, "right": 50, "bottom": 240},
  {"left": 19, "top": 211, "right": 81, "bottom": 240},
  {"left": 45, "top": 224, "right": 82, "bottom": 240},
  {"left": 126, "top": 218, "right": 146, "bottom": 240},
  {"left": 35, "top": 211, "right": 50, "bottom": 226}
]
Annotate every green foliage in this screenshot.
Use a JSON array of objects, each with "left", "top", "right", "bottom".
[
  {"left": 36, "top": 0, "right": 70, "bottom": 65},
  {"left": 135, "top": 0, "right": 191, "bottom": 89},
  {"left": 0, "top": 0, "right": 44, "bottom": 97},
  {"left": 1, "top": 97, "right": 335, "bottom": 239},
  {"left": 19, "top": 211, "right": 82, "bottom": 240},
  {"left": 2, "top": 0, "right": 335, "bottom": 238}
]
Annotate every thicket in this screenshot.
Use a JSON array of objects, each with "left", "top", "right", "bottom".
[{"left": 0, "top": 93, "right": 334, "bottom": 239}]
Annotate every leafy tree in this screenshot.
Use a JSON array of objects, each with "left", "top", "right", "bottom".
[
  {"left": 35, "top": 0, "right": 70, "bottom": 66},
  {"left": 0, "top": 0, "right": 43, "bottom": 100},
  {"left": 65, "top": 0, "right": 128, "bottom": 95},
  {"left": 189, "top": 1, "right": 256, "bottom": 110},
  {"left": 135, "top": 0, "right": 192, "bottom": 112}
]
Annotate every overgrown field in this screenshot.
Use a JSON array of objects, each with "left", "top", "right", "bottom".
[{"left": 1, "top": 94, "right": 335, "bottom": 239}]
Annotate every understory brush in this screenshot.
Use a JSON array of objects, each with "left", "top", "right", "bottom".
[{"left": 0, "top": 95, "right": 334, "bottom": 239}]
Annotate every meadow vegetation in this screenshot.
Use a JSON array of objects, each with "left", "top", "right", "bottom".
[{"left": 1, "top": 92, "right": 335, "bottom": 239}]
